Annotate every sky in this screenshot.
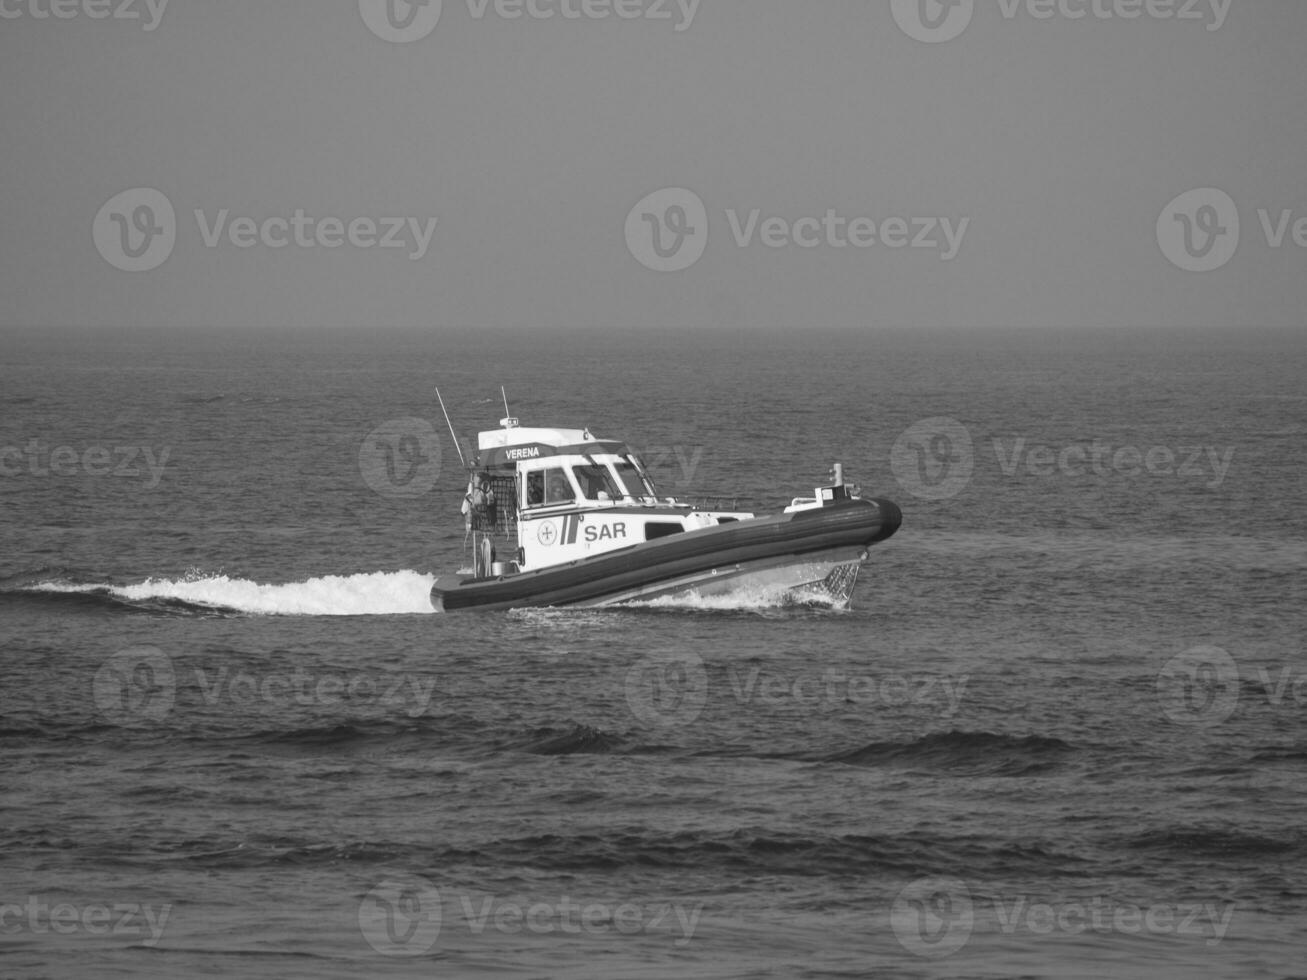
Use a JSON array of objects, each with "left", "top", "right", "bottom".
[{"left": 1, "top": 0, "right": 1304, "bottom": 329}]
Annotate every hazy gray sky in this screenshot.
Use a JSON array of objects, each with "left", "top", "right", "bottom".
[{"left": 1, "top": 0, "right": 1304, "bottom": 329}]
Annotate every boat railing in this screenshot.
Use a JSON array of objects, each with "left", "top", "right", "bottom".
[
  {"left": 684, "top": 494, "right": 742, "bottom": 512},
  {"left": 609, "top": 492, "right": 742, "bottom": 511}
]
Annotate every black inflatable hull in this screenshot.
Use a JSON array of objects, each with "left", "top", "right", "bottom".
[{"left": 430, "top": 497, "right": 902, "bottom": 612}]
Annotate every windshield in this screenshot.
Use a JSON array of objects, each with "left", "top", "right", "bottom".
[
  {"left": 572, "top": 463, "right": 621, "bottom": 500},
  {"left": 615, "top": 457, "right": 655, "bottom": 498}
]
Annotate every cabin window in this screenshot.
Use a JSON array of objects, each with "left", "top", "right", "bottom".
[
  {"left": 645, "top": 522, "right": 684, "bottom": 540},
  {"left": 525, "top": 471, "right": 544, "bottom": 507},
  {"left": 572, "top": 464, "right": 621, "bottom": 501},
  {"left": 542, "top": 467, "right": 575, "bottom": 505}
]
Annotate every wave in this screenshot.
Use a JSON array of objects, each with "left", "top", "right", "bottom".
[
  {"left": 520, "top": 724, "right": 628, "bottom": 756},
  {"left": 65, "top": 826, "right": 1080, "bottom": 878},
  {"left": 1121, "top": 826, "right": 1301, "bottom": 859},
  {"left": 824, "top": 730, "right": 1079, "bottom": 777},
  {"left": 1250, "top": 746, "right": 1307, "bottom": 766},
  {"left": 11, "top": 570, "right": 437, "bottom": 616},
  {"left": 241, "top": 720, "right": 632, "bottom": 757},
  {"left": 413, "top": 827, "right": 1086, "bottom": 878}
]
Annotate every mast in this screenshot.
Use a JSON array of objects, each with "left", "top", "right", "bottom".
[{"left": 435, "top": 387, "right": 469, "bottom": 471}]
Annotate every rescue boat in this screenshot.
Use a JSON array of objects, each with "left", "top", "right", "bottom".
[{"left": 429, "top": 415, "right": 901, "bottom": 612}]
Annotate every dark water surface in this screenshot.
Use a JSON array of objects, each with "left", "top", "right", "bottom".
[{"left": 2, "top": 327, "right": 1305, "bottom": 978}]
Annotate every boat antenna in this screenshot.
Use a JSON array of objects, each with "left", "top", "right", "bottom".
[
  {"left": 501, "top": 385, "right": 511, "bottom": 420},
  {"left": 435, "top": 387, "right": 469, "bottom": 471}
]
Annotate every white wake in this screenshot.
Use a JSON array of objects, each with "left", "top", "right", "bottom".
[{"left": 33, "top": 570, "right": 438, "bottom": 616}]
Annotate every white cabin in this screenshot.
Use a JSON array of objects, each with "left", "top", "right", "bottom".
[{"left": 464, "top": 418, "right": 754, "bottom": 575}]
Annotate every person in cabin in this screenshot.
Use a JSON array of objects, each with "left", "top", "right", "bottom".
[
  {"left": 482, "top": 480, "right": 498, "bottom": 528},
  {"left": 547, "top": 472, "right": 574, "bottom": 505},
  {"left": 527, "top": 472, "right": 544, "bottom": 506},
  {"left": 465, "top": 479, "right": 485, "bottom": 529},
  {"left": 462, "top": 478, "right": 477, "bottom": 533}
]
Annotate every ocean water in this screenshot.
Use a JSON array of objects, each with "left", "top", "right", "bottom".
[{"left": 1, "top": 326, "right": 1305, "bottom": 979}]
